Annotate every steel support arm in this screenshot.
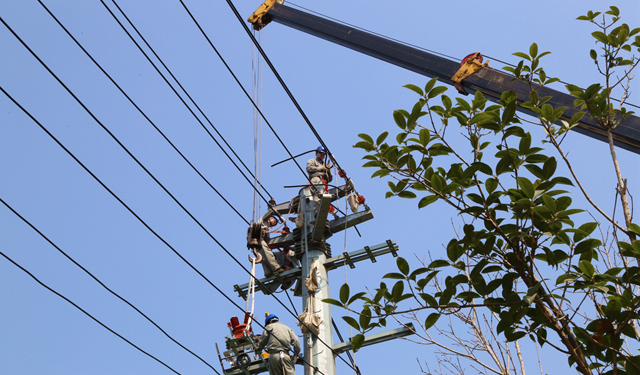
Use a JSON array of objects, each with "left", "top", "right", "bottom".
[{"left": 264, "top": 3, "right": 640, "bottom": 154}]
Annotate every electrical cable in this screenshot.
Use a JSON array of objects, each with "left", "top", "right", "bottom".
[
  {"left": 37, "top": 0, "right": 249, "bottom": 226},
  {"left": 2, "top": 11, "right": 348, "bottom": 367},
  {"left": 332, "top": 318, "right": 361, "bottom": 375},
  {"left": 0, "top": 85, "right": 325, "bottom": 375},
  {"left": 5, "top": 9, "right": 358, "bottom": 372},
  {"left": 224, "top": 0, "right": 348, "bottom": 181},
  {"left": 0, "top": 197, "right": 220, "bottom": 373},
  {"left": 0, "top": 250, "right": 182, "bottom": 375},
  {"left": 0, "top": 69, "right": 337, "bottom": 372},
  {"left": 172, "top": 5, "right": 366, "bottom": 368},
  {"left": 169, "top": 0, "right": 312, "bottom": 188},
  {"left": 99, "top": 0, "right": 275, "bottom": 208}
]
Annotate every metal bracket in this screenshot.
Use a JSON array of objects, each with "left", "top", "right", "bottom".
[
  {"left": 364, "top": 246, "right": 376, "bottom": 263},
  {"left": 452, "top": 52, "right": 489, "bottom": 95},
  {"left": 343, "top": 252, "right": 355, "bottom": 269},
  {"left": 324, "top": 240, "right": 398, "bottom": 270},
  {"left": 386, "top": 239, "right": 398, "bottom": 257},
  {"left": 332, "top": 323, "right": 415, "bottom": 355}
]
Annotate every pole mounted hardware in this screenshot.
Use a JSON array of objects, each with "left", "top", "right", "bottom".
[{"left": 452, "top": 52, "right": 489, "bottom": 95}]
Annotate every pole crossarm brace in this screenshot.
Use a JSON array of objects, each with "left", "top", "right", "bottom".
[
  {"left": 260, "top": 183, "right": 353, "bottom": 225},
  {"left": 265, "top": 208, "right": 374, "bottom": 248},
  {"left": 261, "top": 3, "right": 640, "bottom": 155},
  {"left": 233, "top": 240, "right": 398, "bottom": 298},
  {"left": 324, "top": 240, "right": 398, "bottom": 271},
  {"left": 332, "top": 323, "right": 415, "bottom": 355}
]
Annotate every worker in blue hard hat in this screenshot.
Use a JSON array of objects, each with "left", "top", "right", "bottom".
[
  {"left": 256, "top": 313, "right": 301, "bottom": 375},
  {"left": 306, "top": 145, "right": 332, "bottom": 193}
]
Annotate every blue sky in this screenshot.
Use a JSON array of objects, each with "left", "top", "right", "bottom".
[{"left": 1, "top": 1, "right": 639, "bottom": 374}]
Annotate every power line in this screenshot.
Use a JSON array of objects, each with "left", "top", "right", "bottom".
[
  {"left": 0, "top": 196, "right": 220, "bottom": 373},
  {"left": 37, "top": 0, "right": 249, "bottom": 226},
  {"left": 223, "top": 0, "right": 348, "bottom": 180},
  {"left": 0, "top": 250, "right": 182, "bottom": 375},
  {"left": 101, "top": 0, "right": 276, "bottom": 208},
  {"left": 157, "top": 0, "right": 313, "bottom": 190},
  {"left": 97, "top": 3, "right": 361, "bottom": 365},
  {"left": 4, "top": 9, "right": 354, "bottom": 372},
  {"left": 177, "top": 3, "right": 362, "bottom": 370},
  {"left": 0, "top": 84, "right": 325, "bottom": 375}
]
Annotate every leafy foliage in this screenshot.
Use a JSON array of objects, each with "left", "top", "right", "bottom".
[{"left": 327, "top": 6, "right": 640, "bottom": 374}]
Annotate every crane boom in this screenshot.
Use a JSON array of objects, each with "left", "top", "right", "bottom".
[{"left": 252, "top": 2, "right": 640, "bottom": 154}]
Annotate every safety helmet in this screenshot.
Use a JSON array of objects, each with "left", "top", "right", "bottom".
[
  {"left": 265, "top": 313, "right": 279, "bottom": 325},
  {"left": 268, "top": 216, "right": 278, "bottom": 226},
  {"left": 316, "top": 146, "right": 326, "bottom": 154}
]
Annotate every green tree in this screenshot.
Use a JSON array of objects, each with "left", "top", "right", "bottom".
[{"left": 327, "top": 7, "right": 640, "bottom": 374}]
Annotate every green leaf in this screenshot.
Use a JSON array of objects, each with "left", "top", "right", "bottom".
[
  {"left": 542, "top": 157, "right": 557, "bottom": 180},
  {"left": 485, "top": 178, "right": 498, "bottom": 194},
  {"left": 357, "top": 133, "right": 374, "bottom": 144},
  {"left": 428, "top": 86, "right": 448, "bottom": 99},
  {"left": 513, "top": 51, "right": 530, "bottom": 60},
  {"left": 418, "top": 195, "right": 438, "bottom": 208},
  {"left": 322, "top": 298, "right": 344, "bottom": 307},
  {"left": 359, "top": 307, "right": 372, "bottom": 330},
  {"left": 424, "top": 77, "right": 438, "bottom": 95},
  {"left": 383, "top": 272, "right": 407, "bottom": 280},
  {"left": 529, "top": 43, "right": 538, "bottom": 58},
  {"left": 518, "top": 133, "right": 531, "bottom": 154},
  {"left": 348, "top": 292, "right": 367, "bottom": 305},
  {"left": 403, "top": 84, "right": 424, "bottom": 96},
  {"left": 351, "top": 334, "right": 365, "bottom": 353},
  {"left": 376, "top": 131, "right": 389, "bottom": 145},
  {"left": 629, "top": 223, "right": 640, "bottom": 236},
  {"left": 340, "top": 284, "right": 350, "bottom": 305},
  {"left": 391, "top": 281, "right": 405, "bottom": 301},
  {"left": 424, "top": 313, "right": 440, "bottom": 329},
  {"left": 517, "top": 177, "right": 535, "bottom": 198},
  {"left": 429, "top": 260, "right": 450, "bottom": 268},
  {"left": 418, "top": 128, "right": 431, "bottom": 146},
  {"left": 397, "top": 257, "right": 410, "bottom": 276},
  {"left": 343, "top": 316, "right": 360, "bottom": 331},
  {"left": 393, "top": 110, "right": 407, "bottom": 129},
  {"left": 398, "top": 191, "right": 417, "bottom": 199},
  {"left": 578, "top": 260, "right": 595, "bottom": 278},
  {"left": 592, "top": 31, "right": 608, "bottom": 44}
]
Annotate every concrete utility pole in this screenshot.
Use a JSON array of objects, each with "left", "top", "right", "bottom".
[
  {"left": 299, "top": 188, "right": 336, "bottom": 375},
  {"left": 231, "top": 181, "right": 409, "bottom": 375}
]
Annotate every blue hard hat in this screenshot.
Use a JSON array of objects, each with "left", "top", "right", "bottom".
[
  {"left": 316, "top": 146, "right": 326, "bottom": 153},
  {"left": 265, "top": 314, "right": 279, "bottom": 325}
]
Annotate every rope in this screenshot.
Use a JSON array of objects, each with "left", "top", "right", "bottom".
[
  {"left": 252, "top": 28, "right": 264, "bottom": 222},
  {"left": 245, "top": 257, "right": 257, "bottom": 333}
]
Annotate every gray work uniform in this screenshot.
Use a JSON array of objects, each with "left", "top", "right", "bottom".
[
  {"left": 306, "top": 157, "right": 332, "bottom": 193},
  {"left": 259, "top": 224, "right": 282, "bottom": 277},
  {"left": 259, "top": 239, "right": 282, "bottom": 277},
  {"left": 256, "top": 321, "right": 301, "bottom": 375}
]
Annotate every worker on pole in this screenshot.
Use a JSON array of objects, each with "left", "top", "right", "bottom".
[
  {"left": 259, "top": 216, "right": 284, "bottom": 277},
  {"left": 256, "top": 313, "right": 301, "bottom": 375},
  {"left": 306, "top": 146, "right": 332, "bottom": 194}
]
